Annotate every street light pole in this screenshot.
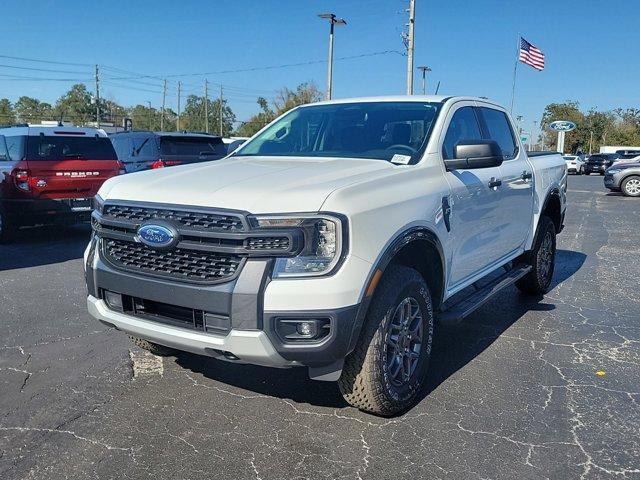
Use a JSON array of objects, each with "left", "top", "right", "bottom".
[
  {"left": 416, "top": 66, "right": 431, "bottom": 94},
  {"left": 318, "top": 13, "right": 347, "bottom": 100}
]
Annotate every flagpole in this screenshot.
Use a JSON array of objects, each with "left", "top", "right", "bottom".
[{"left": 509, "top": 32, "right": 520, "bottom": 115}]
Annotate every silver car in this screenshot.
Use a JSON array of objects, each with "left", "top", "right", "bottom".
[{"left": 604, "top": 162, "right": 640, "bottom": 196}]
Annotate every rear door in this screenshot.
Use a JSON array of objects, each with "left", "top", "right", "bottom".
[
  {"left": 25, "top": 133, "right": 120, "bottom": 201},
  {"left": 440, "top": 103, "right": 505, "bottom": 288},
  {"left": 477, "top": 106, "right": 534, "bottom": 256}
]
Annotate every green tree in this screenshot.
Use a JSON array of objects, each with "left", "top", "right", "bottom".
[
  {"left": 540, "top": 101, "right": 585, "bottom": 153},
  {"left": 54, "top": 84, "right": 94, "bottom": 125},
  {"left": 235, "top": 82, "right": 322, "bottom": 137},
  {"left": 14, "top": 96, "right": 53, "bottom": 124},
  {"left": 179, "top": 95, "right": 235, "bottom": 135},
  {"left": 128, "top": 104, "right": 163, "bottom": 131},
  {"left": 0, "top": 98, "right": 16, "bottom": 125}
]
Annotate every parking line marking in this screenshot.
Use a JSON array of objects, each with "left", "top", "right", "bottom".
[{"left": 129, "top": 349, "right": 164, "bottom": 378}]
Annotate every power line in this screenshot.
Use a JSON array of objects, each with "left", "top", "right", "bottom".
[
  {"left": 0, "top": 63, "right": 89, "bottom": 75},
  {"left": 0, "top": 54, "right": 92, "bottom": 67}
]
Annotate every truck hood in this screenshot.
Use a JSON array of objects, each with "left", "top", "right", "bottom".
[{"left": 99, "top": 155, "right": 395, "bottom": 213}]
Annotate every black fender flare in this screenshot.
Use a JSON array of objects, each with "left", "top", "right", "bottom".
[{"left": 346, "top": 226, "right": 446, "bottom": 354}]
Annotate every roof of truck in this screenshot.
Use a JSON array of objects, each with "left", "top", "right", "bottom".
[
  {"left": 312, "top": 95, "right": 505, "bottom": 109},
  {"left": 0, "top": 125, "right": 109, "bottom": 137}
]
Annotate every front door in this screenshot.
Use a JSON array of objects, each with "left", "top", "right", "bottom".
[
  {"left": 476, "top": 106, "right": 534, "bottom": 256},
  {"left": 440, "top": 104, "right": 505, "bottom": 288}
]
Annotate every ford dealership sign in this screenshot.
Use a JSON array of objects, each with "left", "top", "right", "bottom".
[{"left": 548, "top": 120, "right": 576, "bottom": 132}]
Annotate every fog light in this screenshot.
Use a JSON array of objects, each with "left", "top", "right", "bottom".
[
  {"left": 104, "top": 290, "right": 123, "bottom": 311},
  {"left": 296, "top": 321, "right": 317, "bottom": 338}
]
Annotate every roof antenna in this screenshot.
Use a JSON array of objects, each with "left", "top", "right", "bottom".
[{"left": 434, "top": 81, "right": 441, "bottom": 95}]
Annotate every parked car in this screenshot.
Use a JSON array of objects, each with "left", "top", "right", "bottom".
[
  {"left": 110, "top": 131, "right": 228, "bottom": 173},
  {"left": 222, "top": 137, "right": 249, "bottom": 154},
  {"left": 584, "top": 153, "right": 619, "bottom": 175},
  {"left": 85, "top": 95, "right": 566, "bottom": 415},
  {"left": 604, "top": 161, "right": 640, "bottom": 196},
  {"left": 0, "top": 124, "right": 122, "bottom": 242},
  {"left": 615, "top": 149, "right": 640, "bottom": 160},
  {"left": 563, "top": 155, "right": 585, "bottom": 174}
]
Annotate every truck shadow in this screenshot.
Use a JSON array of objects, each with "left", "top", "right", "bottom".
[
  {"left": 176, "top": 249, "right": 587, "bottom": 414},
  {"left": 0, "top": 225, "right": 90, "bottom": 271}
]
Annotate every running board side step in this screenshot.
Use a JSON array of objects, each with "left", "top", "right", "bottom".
[{"left": 438, "top": 264, "right": 532, "bottom": 325}]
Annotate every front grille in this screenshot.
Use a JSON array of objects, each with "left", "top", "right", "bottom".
[
  {"left": 103, "top": 204, "right": 245, "bottom": 232},
  {"left": 245, "top": 236, "right": 291, "bottom": 251},
  {"left": 103, "top": 238, "right": 243, "bottom": 283}
]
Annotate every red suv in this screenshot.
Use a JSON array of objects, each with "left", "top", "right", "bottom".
[{"left": 0, "top": 124, "right": 122, "bottom": 242}]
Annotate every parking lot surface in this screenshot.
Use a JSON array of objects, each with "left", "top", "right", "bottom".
[{"left": 1, "top": 174, "right": 638, "bottom": 479}]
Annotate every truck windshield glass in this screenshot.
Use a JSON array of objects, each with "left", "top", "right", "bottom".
[
  {"left": 26, "top": 136, "right": 117, "bottom": 161},
  {"left": 160, "top": 137, "right": 227, "bottom": 157},
  {"left": 234, "top": 102, "right": 441, "bottom": 162}
]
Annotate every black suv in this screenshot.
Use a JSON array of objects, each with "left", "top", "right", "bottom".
[
  {"left": 110, "top": 131, "right": 228, "bottom": 173},
  {"left": 584, "top": 153, "right": 619, "bottom": 175}
]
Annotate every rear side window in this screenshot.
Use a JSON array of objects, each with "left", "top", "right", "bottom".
[
  {"left": 26, "top": 136, "right": 117, "bottom": 161},
  {"left": 132, "top": 136, "right": 157, "bottom": 158},
  {"left": 0, "top": 136, "right": 8, "bottom": 161},
  {"left": 160, "top": 137, "right": 227, "bottom": 158},
  {"left": 110, "top": 136, "right": 133, "bottom": 160},
  {"left": 478, "top": 107, "right": 517, "bottom": 159},
  {"left": 442, "top": 107, "right": 482, "bottom": 159},
  {"left": 5, "top": 135, "right": 26, "bottom": 161}
]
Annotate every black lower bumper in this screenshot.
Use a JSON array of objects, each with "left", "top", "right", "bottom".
[{"left": 1, "top": 198, "right": 93, "bottom": 227}]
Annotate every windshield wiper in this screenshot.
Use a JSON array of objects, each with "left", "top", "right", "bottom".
[{"left": 63, "top": 153, "right": 86, "bottom": 159}]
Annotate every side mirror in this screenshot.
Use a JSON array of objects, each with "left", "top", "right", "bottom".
[{"left": 445, "top": 140, "right": 504, "bottom": 170}]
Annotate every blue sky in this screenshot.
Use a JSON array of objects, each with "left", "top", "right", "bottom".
[{"left": 1, "top": 0, "right": 639, "bottom": 134}]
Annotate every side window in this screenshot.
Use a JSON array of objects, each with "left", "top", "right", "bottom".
[
  {"left": 132, "top": 136, "right": 157, "bottom": 158},
  {"left": 442, "top": 106, "right": 482, "bottom": 159},
  {"left": 111, "top": 136, "right": 132, "bottom": 160},
  {"left": 0, "top": 136, "right": 7, "bottom": 161},
  {"left": 478, "top": 107, "right": 518, "bottom": 159},
  {"left": 5, "top": 135, "right": 26, "bottom": 161}
]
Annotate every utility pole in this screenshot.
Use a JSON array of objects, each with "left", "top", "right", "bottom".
[
  {"left": 204, "top": 79, "right": 209, "bottom": 134},
  {"left": 176, "top": 81, "right": 181, "bottom": 131},
  {"left": 161, "top": 79, "right": 167, "bottom": 131},
  {"left": 417, "top": 66, "right": 431, "bottom": 95},
  {"left": 318, "top": 13, "right": 347, "bottom": 100},
  {"left": 405, "top": 0, "right": 416, "bottom": 95},
  {"left": 219, "top": 85, "right": 223, "bottom": 136},
  {"left": 147, "top": 101, "right": 152, "bottom": 130},
  {"left": 95, "top": 65, "right": 100, "bottom": 128}
]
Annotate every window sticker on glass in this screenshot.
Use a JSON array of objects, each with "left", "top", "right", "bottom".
[{"left": 391, "top": 154, "right": 412, "bottom": 165}]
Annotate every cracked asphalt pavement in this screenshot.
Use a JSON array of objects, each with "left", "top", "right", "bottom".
[{"left": 1, "top": 174, "right": 638, "bottom": 479}]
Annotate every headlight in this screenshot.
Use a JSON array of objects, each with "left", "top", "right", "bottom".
[
  {"left": 607, "top": 169, "right": 622, "bottom": 174},
  {"left": 251, "top": 214, "right": 346, "bottom": 278},
  {"left": 92, "top": 194, "right": 104, "bottom": 214}
]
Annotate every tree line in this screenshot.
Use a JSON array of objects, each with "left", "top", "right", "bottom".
[
  {"left": 539, "top": 101, "right": 640, "bottom": 153},
  {"left": 0, "top": 82, "right": 322, "bottom": 137}
]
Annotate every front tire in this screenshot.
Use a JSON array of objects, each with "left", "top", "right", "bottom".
[
  {"left": 621, "top": 175, "right": 640, "bottom": 197},
  {"left": 338, "top": 266, "right": 434, "bottom": 416},
  {"left": 516, "top": 216, "right": 556, "bottom": 295}
]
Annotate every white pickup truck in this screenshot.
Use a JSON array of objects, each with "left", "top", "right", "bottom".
[{"left": 85, "top": 96, "right": 566, "bottom": 415}]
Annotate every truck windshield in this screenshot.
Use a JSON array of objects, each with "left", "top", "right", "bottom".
[
  {"left": 234, "top": 101, "right": 442, "bottom": 163},
  {"left": 26, "top": 136, "right": 117, "bottom": 161}
]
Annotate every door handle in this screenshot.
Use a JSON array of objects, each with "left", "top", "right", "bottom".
[
  {"left": 488, "top": 177, "right": 502, "bottom": 188},
  {"left": 521, "top": 171, "right": 533, "bottom": 180}
]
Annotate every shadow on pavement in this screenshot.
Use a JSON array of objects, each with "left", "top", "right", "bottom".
[
  {"left": 0, "top": 224, "right": 90, "bottom": 271},
  {"left": 174, "top": 249, "right": 587, "bottom": 413}
]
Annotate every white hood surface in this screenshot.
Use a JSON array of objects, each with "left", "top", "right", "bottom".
[{"left": 99, "top": 156, "right": 395, "bottom": 213}]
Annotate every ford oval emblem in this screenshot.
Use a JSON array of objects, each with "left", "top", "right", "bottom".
[
  {"left": 136, "top": 223, "right": 179, "bottom": 249},
  {"left": 548, "top": 120, "right": 576, "bottom": 132}
]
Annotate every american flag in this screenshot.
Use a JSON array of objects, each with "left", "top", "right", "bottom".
[{"left": 519, "top": 37, "right": 545, "bottom": 71}]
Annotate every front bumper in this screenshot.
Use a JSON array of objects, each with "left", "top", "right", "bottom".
[
  {"left": 604, "top": 173, "right": 623, "bottom": 190},
  {"left": 85, "top": 236, "right": 365, "bottom": 372}
]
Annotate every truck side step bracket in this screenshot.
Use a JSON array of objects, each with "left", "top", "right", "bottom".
[{"left": 438, "top": 263, "right": 532, "bottom": 325}]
